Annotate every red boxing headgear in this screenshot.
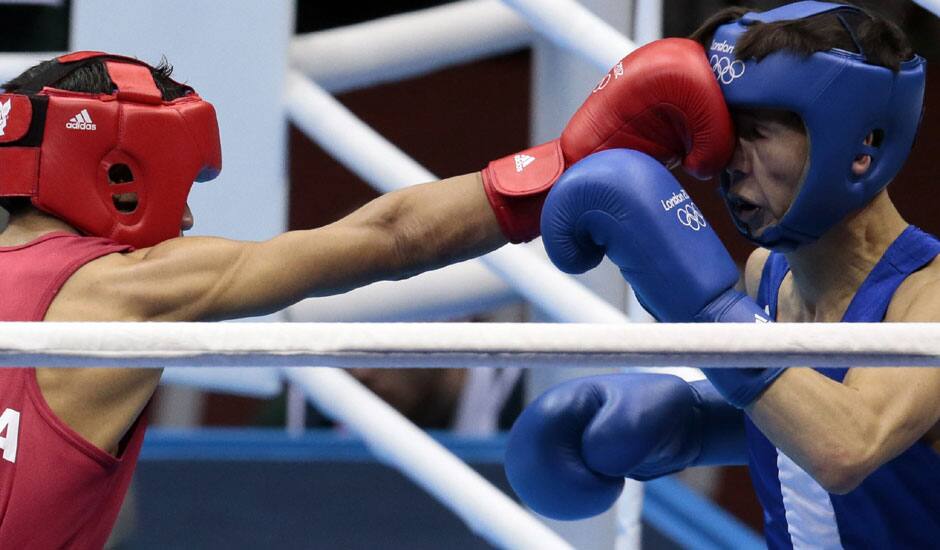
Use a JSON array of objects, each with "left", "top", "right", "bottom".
[{"left": 0, "top": 51, "right": 222, "bottom": 248}]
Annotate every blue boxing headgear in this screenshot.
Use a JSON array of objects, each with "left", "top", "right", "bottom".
[{"left": 709, "top": 1, "right": 926, "bottom": 251}]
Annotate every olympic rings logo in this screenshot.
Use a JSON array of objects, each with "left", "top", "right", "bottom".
[
  {"left": 676, "top": 204, "right": 707, "bottom": 231},
  {"left": 710, "top": 55, "right": 746, "bottom": 85}
]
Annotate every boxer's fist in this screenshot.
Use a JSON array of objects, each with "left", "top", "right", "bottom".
[
  {"left": 541, "top": 148, "right": 739, "bottom": 321},
  {"left": 561, "top": 38, "right": 734, "bottom": 179},
  {"left": 505, "top": 374, "right": 712, "bottom": 520},
  {"left": 484, "top": 38, "right": 733, "bottom": 243}
]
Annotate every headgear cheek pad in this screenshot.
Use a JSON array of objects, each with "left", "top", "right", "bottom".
[
  {"left": 708, "top": 1, "right": 926, "bottom": 251},
  {"left": 0, "top": 51, "right": 222, "bottom": 248}
]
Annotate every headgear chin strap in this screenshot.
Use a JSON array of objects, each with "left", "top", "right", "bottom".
[
  {"left": 0, "top": 51, "right": 222, "bottom": 248},
  {"left": 708, "top": 1, "right": 926, "bottom": 251}
]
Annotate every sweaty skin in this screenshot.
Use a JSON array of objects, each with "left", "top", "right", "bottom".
[
  {"left": 1, "top": 172, "right": 505, "bottom": 455},
  {"left": 730, "top": 109, "right": 940, "bottom": 493}
]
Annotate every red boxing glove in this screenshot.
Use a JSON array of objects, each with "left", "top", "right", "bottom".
[{"left": 483, "top": 38, "right": 734, "bottom": 243}]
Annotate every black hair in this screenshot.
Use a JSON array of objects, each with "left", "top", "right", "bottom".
[
  {"left": 2, "top": 55, "right": 191, "bottom": 100},
  {"left": 688, "top": 2, "right": 915, "bottom": 134},
  {"left": 689, "top": 2, "right": 914, "bottom": 72}
]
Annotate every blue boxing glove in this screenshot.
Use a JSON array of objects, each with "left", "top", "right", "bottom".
[
  {"left": 505, "top": 374, "right": 745, "bottom": 520},
  {"left": 541, "top": 149, "right": 783, "bottom": 408}
]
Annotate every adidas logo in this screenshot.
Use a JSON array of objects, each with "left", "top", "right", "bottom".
[
  {"left": 66, "top": 109, "right": 96, "bottom": 131},
  {"left": 514, "top": 154, "right": 535, "bottom": 173},
  {"left": 0, "top": 98, "right": 11, "bottom": 137}
]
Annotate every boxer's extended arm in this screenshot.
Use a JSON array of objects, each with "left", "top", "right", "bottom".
[
  {"left": 745, "top": 279, "right": 940, "bottom": 494},
  {"left": 40, "top": 173, "right": 500, "bottom": 455},
  {"left": 54, "top": 172, "right": 504, "bottom": 323}
]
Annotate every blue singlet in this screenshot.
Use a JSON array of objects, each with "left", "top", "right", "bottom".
[{"left": 750, "top": 225, "right": 940, "bottom": 549}]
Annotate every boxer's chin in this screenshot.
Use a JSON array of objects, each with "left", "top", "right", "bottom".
[{"left": 748, "top": 220, "right": 770, "bottom": 239}]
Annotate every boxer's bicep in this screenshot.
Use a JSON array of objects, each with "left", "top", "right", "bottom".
[
  {"left": 122, "top": 228, "right": 404, "bottom": 321},
  {"left": 842, "top": 367, "right": 940, "bottom": 468},
  {"left": 747, "top": 367, "right": 936, "bottom": 493},
  {"left": 853, "top": 278, "right": 940, "bottom": 460},
  {"left": 747, "top": 281, "right": 940, "bottom": 493},
  {"left": 53, "top": 236, "right": 270, "bottom": 321}
]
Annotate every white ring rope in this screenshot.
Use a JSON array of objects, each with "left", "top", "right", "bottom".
[
  {"left": 2, "top": 322, "right": 939, "bottom": 368},
  {"left": 290, "top": 0, "right": 531, "bottom": 93}
]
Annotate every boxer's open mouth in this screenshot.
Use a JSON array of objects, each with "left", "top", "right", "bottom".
[{"left": 728, "top": 195, "right": 763, "bottom": 225}]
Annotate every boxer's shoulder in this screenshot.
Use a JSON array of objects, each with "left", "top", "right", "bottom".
[
  {"left": 743, "top": 247, "right": 771, "bottom": 300},
  {"left": 45, "top": 247, "right": 143, "bottom": 321},
  {"left": 885, "top": 252, "right": 940, "bottom": 322}
]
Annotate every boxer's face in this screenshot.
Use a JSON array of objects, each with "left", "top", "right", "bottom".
[{"left": 723, "top": 108, "right": 809, "bottom": 238}]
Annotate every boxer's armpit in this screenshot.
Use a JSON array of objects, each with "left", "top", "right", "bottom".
[{"left": 34, "top": 367, "right": 160, "bottom": 456}]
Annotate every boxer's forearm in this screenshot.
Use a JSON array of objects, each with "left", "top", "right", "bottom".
[
  {"left": 369, "top": 171, "right": 508, "bottom": 278},
  {"left": 78, "top": 172, "right": 507, "bottom": 322},
  {"left": 745, "top": 369, "right": 867, "bottom": 494},
  {"left": 280, "top": 172, "right": 506, "bottom": 299},
  {"left": 249, "top": 172, "right": 505, "bottom": 304}
]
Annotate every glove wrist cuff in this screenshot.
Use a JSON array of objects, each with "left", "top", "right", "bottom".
[
  {"left": 696, "top": 290, "right": 783, "bottom": 408},
  {"left": 704, "top": 368, "right": 786, "bottom": 409},
  {"left": 482, "top": 140, "right": 564, "bottom": 243}
]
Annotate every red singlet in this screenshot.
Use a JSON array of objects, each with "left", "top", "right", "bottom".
[{"left": 0, "top": 232, "right": 146, "bottom": 549}]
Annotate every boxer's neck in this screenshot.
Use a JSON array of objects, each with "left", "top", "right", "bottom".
[
  {"left": 783, "top": 191, "right": 908, "bottom": 321},
  {"left": 0, "top": 207, "right": 78, "bottom": 247}
]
